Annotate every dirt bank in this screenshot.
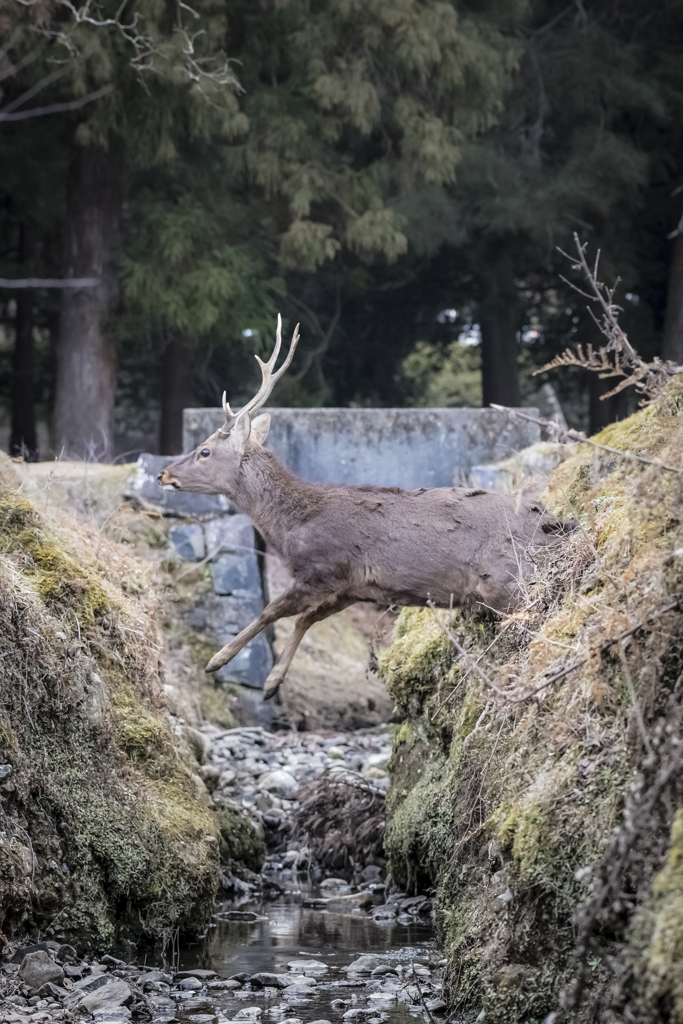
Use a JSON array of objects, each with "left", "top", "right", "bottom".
[
  {"left": 380, "top": 380, "right": 683, "bottom": 1023},
  {"left": 0, "top": 456, "right": 261, "bottom": 951}
]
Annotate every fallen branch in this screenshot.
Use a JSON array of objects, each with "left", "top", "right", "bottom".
[{"left": 491, "top": 404, "right": 683, "bottom": 476}]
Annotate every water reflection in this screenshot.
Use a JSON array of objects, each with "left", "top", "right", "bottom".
[{"left": 177, "top": 883, "right": 435, "bottom": 1024}]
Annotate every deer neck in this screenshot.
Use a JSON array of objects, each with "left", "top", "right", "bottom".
[{"left": 232, "top": 446, "right": 322, "bottom": 552}]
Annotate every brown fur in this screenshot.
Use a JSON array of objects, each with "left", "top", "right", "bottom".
[{"left": 161, "top": 413, "right": 571, "bottom": 700}]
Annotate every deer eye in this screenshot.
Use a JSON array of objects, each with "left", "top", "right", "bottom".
[{"left": 199, "top": 448, "right": 211, "bottom": 458}]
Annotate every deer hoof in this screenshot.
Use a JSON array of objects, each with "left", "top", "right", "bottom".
[{"left": 263, "top": 677, "right": 283, "bottom": 702}]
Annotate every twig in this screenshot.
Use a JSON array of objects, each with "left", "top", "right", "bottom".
[
  {"left": 490, "top": 405, "right": 683, "bottom": 476},
  {"left": 616, "top": 642, "right": 653, "bottom": 757}
]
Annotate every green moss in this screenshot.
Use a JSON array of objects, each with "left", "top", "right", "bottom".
[
  {"left": 378, "top": 607, "right": 453, "bottom": 714},
  {"left": 217, "top": 804, "right": 265, "bottom": 872},
  {"left": 0, "top": 488, "right": 227, "bottom": 949},
  {"left": 627, "top": 809, "right": 683, "bottom": 1020}
]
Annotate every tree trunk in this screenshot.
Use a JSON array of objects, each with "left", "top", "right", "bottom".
[
  {"left": 11, "top": 225, "right": 38, "bottom": 460},
  {"left": 479, "top": 249, "right": 520, "bottom": 408},
  {"left": 159, "top": 336, "right": 194, "bottom": 455},
  {"left": 54, "top": 142, "right": 121, "bottom": 460},
  {"left": 662, "top": 231, "right": 683, "bottom": 363}
]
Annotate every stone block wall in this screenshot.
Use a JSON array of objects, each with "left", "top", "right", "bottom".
[{"left": 183, "top": 407, "right": 541, "bottom": 489}]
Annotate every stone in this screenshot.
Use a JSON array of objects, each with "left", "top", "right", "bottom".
[
  {"left": 205, "top": 515, "right": 255, "bottom": 558},
  {"left": 346, "top": 956, "right": 387, "bottom": 975},
  {"left": 364, "top": 767, "right": 387, "bottom": 780},
  {"left": 129, "top": 454, "right": 233, "bottom": 518},
  {"left": 214, "top": 633, "right": 273, "bottom": 690},
  {"left": 258, "top": 770, "right": 299, "bottom": 798},
  {"left": 320, "top": 877, "right": 349, "bottom": 889},
  {"left": 11, "top": 943, "right": 56, "bottom": 965},
  {"left": 18, "top": 952, "right": 64, "bottom": 993},
  {"left": 77, "top": 979, "right": 133, "bottom": 1014},
  {"left": 327, "top": 747, "right": 346, "bottom": 759},
  {"left": 169, "top": 523, "right": 206, "bottom": 561},
  {"left": 177, "top": 977, "right": 203, "bottom": 990},
  {"left": 234, "top": 1008, "right": 263, "bottom": 1019},
  {"left": 359, "top": 865, "right": 382, "bottom": 882},
  {"left": 370, "top": 966, "right": 397, "bottom": 977},
  {"left": 55, "top": 945, "right": 77, "bottom": 963},
  {"left": 93, "top": 1009, "right": 132, "bottom": 1023},
  {"left": 286, "top": 960, "right": 327, "bottom": 976},
  {"left": 0, "top": 763, "right": 12, "bottom": 778},
  {"left": 327, "top": 891, "right": 373, "bottom": 910},
  {"left": 211, "top": 553, "right": 261, "bottom": 596},
  {"left": 248, "top": 973, "right": 290, "bottom": 989},
  {"left": 35, "top": 983, "right": 68, "bottom": 1000},
  {"left": 137, "top": 970, "right": 173, "bottom": 988}
]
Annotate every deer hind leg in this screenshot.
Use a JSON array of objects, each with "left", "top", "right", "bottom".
[
  {"left": 205, "top": 586, "right": 313, "bottom": 674},
  {"left": 263, "top": 594, "right": 356, "bottom": 701}
]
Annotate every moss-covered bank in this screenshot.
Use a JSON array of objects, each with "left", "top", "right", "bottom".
[
  {"left": 381, "top": 380, "right": 683, "bottom": 1024},
  {"left": 0, "top": 460, "right": 262, "bottom": 951}
]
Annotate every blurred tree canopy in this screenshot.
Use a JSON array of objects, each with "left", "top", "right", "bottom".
[{"left": 1, "top": 0, "right": 683, "bottom": 458}]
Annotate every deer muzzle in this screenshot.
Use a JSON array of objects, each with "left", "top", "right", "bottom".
[{"left": 158, "top": 467, "right": 181, "bottom": 488}]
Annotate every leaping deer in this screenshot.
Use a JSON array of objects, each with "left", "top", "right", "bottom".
[{"left": 160, "top": 316, "right": 570, "bottom": 701}]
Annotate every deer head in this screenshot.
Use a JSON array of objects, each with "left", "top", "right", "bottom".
[{"left": 159, "top": 315, "right": 299, "bottom": 497}]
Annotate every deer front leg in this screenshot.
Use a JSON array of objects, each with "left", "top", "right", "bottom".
[
  {"left": 205, "top": 587, "right": 312, "bottom": 674},
  {"left": 263, "top": 594, "right": 356, "bottom": 701}
]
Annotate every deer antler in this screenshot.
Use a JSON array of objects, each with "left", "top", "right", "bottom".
[{"left": 220, "top": 314, "right": 300, "bottom": 435}]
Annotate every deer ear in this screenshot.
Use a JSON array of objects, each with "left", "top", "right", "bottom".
[
  {"left": 250, "top": 414, "right": 271, "bottom": 446},
  {"left": 230, "top": 413, "right": 252, "bottom": 451}
]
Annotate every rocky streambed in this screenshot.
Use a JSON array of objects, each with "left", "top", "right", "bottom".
[{"left": 1, "top": 725, "right": 441, "bottom": 1024}]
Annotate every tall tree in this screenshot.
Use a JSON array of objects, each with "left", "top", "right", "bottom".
[{"left": 0, "top": 0, "right": 245, "bottom": 457}]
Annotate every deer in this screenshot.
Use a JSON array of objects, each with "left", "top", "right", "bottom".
[{"left": 160, "top": 316, "right": 571, "bottom": 701}]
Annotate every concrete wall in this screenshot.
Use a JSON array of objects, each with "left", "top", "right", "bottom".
[{"left": 183, "top": 407, "right": 540, "bottom": 489}]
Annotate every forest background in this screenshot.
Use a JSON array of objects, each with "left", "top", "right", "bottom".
[{"left": 2, "top": 0, "right": 683, "bottom": 462}]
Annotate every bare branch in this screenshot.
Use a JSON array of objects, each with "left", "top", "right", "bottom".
[
  {"left": 490, "top": 404, "right": 683, "bottom": 476},
  {"left": 536, "top": 234, "right": 682, "bottom": 403},
  {"left": 0, "top": 84, "right": 113, "bottom": 121},
  {"left": 0, "top": 277, "right": 100, "bottom": 288}
]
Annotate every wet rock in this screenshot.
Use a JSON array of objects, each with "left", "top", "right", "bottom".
[
  {"left": 249, "top": 973, "right": 291, "bottom": 988},
  {"left": 320, "top": 878, "right": 349, "bottom": 889},
  {"left": 18, "top": 951, "right": 65, "bottom": 993},
  {"left": 371, "top": 905, "right": 397, "bottom": 921},
  {"left": 331, "top": 999, "right": 349, "bottom": 1009},
  {"left": 175, "top": 968, "right": 217, "bottom": 980},
  {"left": 234, "top": 1007, "right": 263, "bottom": 1019},
  {"left": 371, "top": 966, "right": 398, "bottom": 977},
  {"left": 346, "top": 956, "right": 387, "bottom": 975},
  {"left": 287, "top": 960, "right": 328, "bottom": 976},
  {"left": 327, "top": 892, "right": 373, "bottom": 910},
  {"left": 177, "top": 976, "right": 203, "bottom": 990},
  {"left": 77, "top": 978, "right": 133, "bottom": 1013}
]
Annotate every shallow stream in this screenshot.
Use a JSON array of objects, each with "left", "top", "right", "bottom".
[{"left": 171, "top": 881, "right": 439, "bottom": 1024}]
